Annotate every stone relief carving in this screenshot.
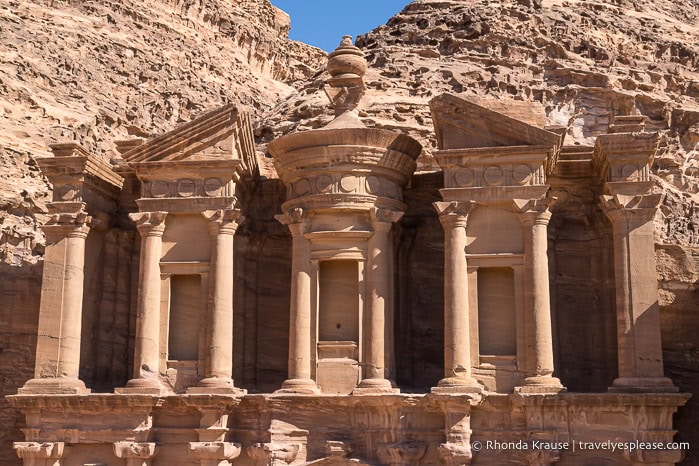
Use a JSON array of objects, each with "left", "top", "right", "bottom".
[
  {"left": 448, "top": 163, "right": 545, "bottom": 188},
  {"left": 287, "top": 174, "right": 402, "bottom": 201},
  {"left": 144, "top": 177, "right": 230, "bottom": 199}
]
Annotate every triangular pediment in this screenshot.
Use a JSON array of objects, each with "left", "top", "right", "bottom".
[
  {"left": 122, "top": 104, "right": 257, "bottom": 176},
  {"left": 430, "top": 94, "right": 562, "bottom": 151}
]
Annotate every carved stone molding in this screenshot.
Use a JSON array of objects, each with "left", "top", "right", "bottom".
[
  {"left": 324, "top": 440, "right": 352, "bottom": 458},
  {"left": 275, "top": 207, "right": 306, "bottom": 226},
  {"left": 377, "top": 441, "right": 427, "bottom": 465},
  {"left": 622, "top": 431, "right": 685, "bottom": 465},
  {"left": 512, "top": 197, "right": 555, "bottom": 226},
  {"left": 14, "top": 442, "right": 69, "bottom": 464},
  {"left": 434, "top": 201, "right": 475, "bottom": 229},
  {"left": 42, "top": 202, "right": 93, "bottom": 243},
  {"left": 203, "top": 209, "right": 244, "bottom": 235},
  {"left": 113, "top": 441, "right": 157, "bottom": 466},
  {"left": 599, "top": 193, "right": 661, "bottom": 224},
  {"left": 247, "top": 442, "right": 299, "bottom": 466},
  {"left": 189, "top": 442, "right": 241, "bottom": 465},
  {"left": 129, "top": 211, "right": 168, "bottom": 237},
  {"left": 436, "top": 396, "right": 480, "bottom": 466},
  {"left": 370, "top": 207, "right": 404, "bottom": 226},
  {"left": 286, "top": 174, "right": 403, "bottom": 202},
  {"left": 593, "top": 132, "right": 659, "bottom": 183},
  {"left": 142, "top": 177, "right": 233, "bottom": 199},
  {"left": 445, "top": 162, "right": 547, "bottom": 189}
]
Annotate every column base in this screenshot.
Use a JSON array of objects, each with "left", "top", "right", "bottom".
[
  {"left": 352, "top": 378, "right": 399, "bottom": 395},
  {"left": 274, "top": 378, "right": 320, "bottom": 395},
  {"left": 515, "top": 376, "right": 566, "bottom": 394},
  {"left": 18, "top": 377, "right": 90, "bottom": 395},
  {"left": 187, "top": 377, "right": 247, "bottom": 395},
  {"left": 115, "top": 377, "right": 169, "bottom": 395},
  {"left": 609, "top": 377, "right": 679, "bottom": 393},
  {"left": 431, "top": 376, "right": 483, "bottom": 394}
]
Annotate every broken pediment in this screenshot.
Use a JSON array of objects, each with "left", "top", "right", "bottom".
[
  {"left": 430, "top": 93, "right": 563, "bottom": 151},
  {"left": 121, "top": 104, "right": 257, "bottom": 178}
]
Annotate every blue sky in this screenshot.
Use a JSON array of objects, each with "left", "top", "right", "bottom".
[{"left": 270, "top": 1, "right": 410, "bottom": 52}]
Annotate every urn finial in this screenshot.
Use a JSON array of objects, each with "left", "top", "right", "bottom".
[{"left": 324, "top": 35, "right": 367, "bottom": 121}]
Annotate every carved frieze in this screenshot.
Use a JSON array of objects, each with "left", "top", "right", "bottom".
[
  {"left": 142, "top": 177, "right": 232, "bottom": 199},
  {"left": 445, "top": 162, "right": 546, "bottom": 189},
  {"left": 593, "top": 132, "right": 659, "bottom": 183},
  {"left": 286, "top": 173, "right": 402, "bottom": 202}
]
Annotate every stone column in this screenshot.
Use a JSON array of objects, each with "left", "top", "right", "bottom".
[
  {"left": 19, "top": 204, "right": 92, "bottom": 394},
  {"left": 120, "top": 212, "right": 168, "bottom": 393},
  {"left": 190, "top": 209, "right": 245, "bottom": 394},
  {"left": 432, "top": 201, "right": 481, "bottom": 393},
  {"left": 514, "top": 199, "right": 563, "bottom": 392},
  {"left": 113, "top": 442, "right": 157, "bottom": 466},
  {"left": 601, "top": 193, "right": 677, "bottom": 392},
  {"left": 14, "top": 442, "right": 69, "bottom": 466},
  {"left": 355, "top": 208, "right": 402, "bottom": 393},
  {"left": 276, "top": 209, "right": 319, "bottom": 393}
]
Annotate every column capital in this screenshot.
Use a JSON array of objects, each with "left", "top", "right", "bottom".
[
  {"left": 275, "top": 207, "right": 306, "bottom": 226},
  {"left": 276, "top": 207, "right": 308, "bottom": 236},
  {"left": 434, "top": 201, "right": 475, "bottom": 229},
  {"left": 247, "top": 442, "right": 299, "bottom": 464},
  {"left": 14, "top": 442, "right": 68, "bottom": 460},
  {"left": 113, "top": 441, "right": 158, "bottom": 460},
  {"left": 203, "top": 209, "right": 244, "bottom": 235},
  {"left": 512, "top": 197, "right": 554, "bottom": 226},
  {"left": 129, "top": 212, "right": 168, "bottom": 237},
  {"left": 42, "top": 203, "right": 92, "bottom": 242},
  {"left": 370, "top": 207, "right": 404, "bottom": 227},
  {"left": 599, "top": 193, "right": 661, "bottom": 224},
  {"left": 189, "top": 442, "right": 242, "bottom": 461}
]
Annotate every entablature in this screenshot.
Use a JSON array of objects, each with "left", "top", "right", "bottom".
[
  {"left": 593, "top": 131, "right": 659, "bottom": 185},
  {"left": 38, "top": 143, "right": 124, "bottom": 215}
]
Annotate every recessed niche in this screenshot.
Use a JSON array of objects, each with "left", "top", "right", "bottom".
[
  {"left": 477, "top": 267, "right": 516, "bottom": 356},
  {"left": 318, "top": 260, "right": 359, "bottom": 342},
  {"left": 168, "top": 274, "right": 201, "bottom": 361}
]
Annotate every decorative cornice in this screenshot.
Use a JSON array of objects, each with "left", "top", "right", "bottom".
[
  {"left": 593, "top": 132, "right": 659, "bottom": 183},
  {"left": 123, "top": 104, "right": 252, "bottom": 168},
  {"left": 42, "top": 202, "right": 93, "bottom": 241}
]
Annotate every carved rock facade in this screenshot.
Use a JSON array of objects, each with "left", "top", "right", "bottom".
[{"left": 5, "top": 41, "right": 691, "bottom": 466}]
